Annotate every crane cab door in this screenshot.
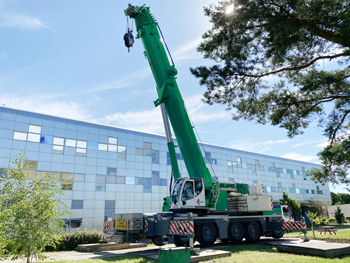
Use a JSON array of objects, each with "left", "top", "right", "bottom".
[{"left": 171, "top": 178, "right": 205, "bottom": 209}]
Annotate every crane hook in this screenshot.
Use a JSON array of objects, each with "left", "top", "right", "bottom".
[{"left": 124, "top": 28, "right": 134, "bottom": 53}]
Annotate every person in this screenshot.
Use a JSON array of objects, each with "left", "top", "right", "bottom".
[{"left": 182, "top": 182, "right": 194, "bottom": 201}]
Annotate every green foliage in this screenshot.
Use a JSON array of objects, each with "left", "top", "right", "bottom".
[
  {"left": 320, "top": 217, "right": 327, "bottom": 225},
  {"left": 0, "top": 152, "right": 70, "bottom": 262},
  {"left": 280, "top": 191, "right": 301, "bottom": 218},
  {"left": 191, "top": 0, "right": 350, "bottom": 186},
  {"left": 327, "top": 217, "right": 336, "bottom": 224},
  {"left": 314, "top": 218, "right": 320, "bottom": 225},
  {"left": 334, "top": 206, "right": 346, "bottom": 225},
  {"left": 331, "top": 191, "right": 350, "bottom": 205},
  {"left": 306, "top": 211, "right": 318, "bottom": 238},
  {"left": 45, "top": 229, "right": 104, "bottom": 251},
  {"left": 307, "top": 197, "right": 327, "bottom": 219}
]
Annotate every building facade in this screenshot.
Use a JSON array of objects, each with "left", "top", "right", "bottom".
[{"left": 0, "top": 106, "right": 331, "bottom": 229}]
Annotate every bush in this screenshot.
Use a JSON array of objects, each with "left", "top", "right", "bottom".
[
  {"left": 320, "top": 217, "right": 327, "bottom": 225},
  {"left": 45, "top": 229, "right": 104, "bottom": 251},
  {"left": 327, "top": 217, "right": 336, "bottom": 224},
  {"left": 313, "top": 218, "right": 320, "bottom": 224},
  {"left": 335, "top": 207, "right": 346, "bottom": 225}
]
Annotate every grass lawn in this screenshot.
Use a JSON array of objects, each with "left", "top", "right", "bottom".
[
  {"left": 284, "top": 224, "right": 350, "bottom": 239},
  {"left": 48, "top": 244, "right": 350, "bottom": 263}
]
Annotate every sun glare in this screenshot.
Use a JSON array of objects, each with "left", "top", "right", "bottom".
[{"left": 225, "top": 4, "right": 234, "bottom": 14}]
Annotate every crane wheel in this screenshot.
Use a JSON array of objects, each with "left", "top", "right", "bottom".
[
  {"left": 271, "top": 230, "right": 284, "bottom": 239},
  {"left": 244, "top": 222, "right": 261, "bottom": 243},
  {"left": 228, "top": 222, "right": 244, "bottom": 244},
  {"left": 195, "top": 223, "right": 217, "bottom": 247}
]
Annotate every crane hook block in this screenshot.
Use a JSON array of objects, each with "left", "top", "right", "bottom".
[{"left": 124, "top": 29, "right": 134, "bottom": 53}]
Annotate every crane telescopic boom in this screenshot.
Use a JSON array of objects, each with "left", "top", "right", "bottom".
[{"left": 124, "top": 5, "right": 213, "bottom": 185}]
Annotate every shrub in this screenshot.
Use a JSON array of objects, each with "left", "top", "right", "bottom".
[
  {"left": 45, "top": 229, "right": 104, "bottom": 251},
  {"left": 313, "top": 218, "right": 320, "bottom": 224},
  {"left": 320, "top": 217, "right": 327, "bottom": 225},
  {"left": 335, "top": 207, "right": 346, "bottom": 225},
  {"left": 327, "top": 217, "right": 336, "bottom": 224}
]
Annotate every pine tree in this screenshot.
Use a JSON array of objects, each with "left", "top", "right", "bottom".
[{"left": 191, "top": 0, "right": 350, "bottom": 186}]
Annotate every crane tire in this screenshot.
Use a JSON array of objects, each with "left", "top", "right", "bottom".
[
  {"left": 244, "top": 222, "right": 261, "bottom": 243},
  {"left": 195, "top": 223, "right": 217, "bottom": 247},
  {"left": 228, "top": 222, "right": 244, "bottom": 244}
]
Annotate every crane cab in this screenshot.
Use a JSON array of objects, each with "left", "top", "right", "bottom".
[{"left": 170, "top": 178, "right": 206, "bottom": 210}]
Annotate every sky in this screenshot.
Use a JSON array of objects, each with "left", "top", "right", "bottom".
[{"left": 0, "top": 0, "right": 348, "bottom": 194}]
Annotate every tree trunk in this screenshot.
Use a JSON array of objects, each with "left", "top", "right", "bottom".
[{"left": 311, "top": 221, "right": 315, "bottom": 238}]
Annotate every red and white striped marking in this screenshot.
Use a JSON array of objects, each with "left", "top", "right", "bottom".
[
  {"left": 271, "top": 197, "right": 274, "bottom": 210},
  {"left": 144, "top": 220, "right": 148, "bottom": 232},
  {"left": 282, "top": 221, "right": 306, "bottom": 230},
  {"left": 168, "top": 220, "right": 194, "bottom": 235},
  {"left": 103, "top": 221, "right": 113, "bottom": 232}
]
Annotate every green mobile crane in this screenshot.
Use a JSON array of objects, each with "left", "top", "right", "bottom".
[{"left": 114, "top": 4, "right": 284, "bottom": 247}]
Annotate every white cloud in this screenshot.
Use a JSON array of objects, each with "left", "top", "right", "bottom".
[
  {"left": 229, "top": 139, "right": 289, "bottom": 153},
  {"left": 0, "top": 13, "right": 55, "bottom": 31},
  {"left": 280, "top": 152, "right": 319, "bottom": 163},
  {"left": 292, "top": 139, "right": 325, "bottom": 148},
  {"left": 98, "top": 93, "right": 231, "bottom": 134},
  {"left": 86, "top": 68, "right": 151, "bottom": 94},
  {"left": 1, "top": 94, "right": 92, "bottom": 121},
  {"left": 98, "top": 107, "right": 164, "bottom": 134},
  {"left": 172, "top": 37, "right": 202, "bottom": 62}
]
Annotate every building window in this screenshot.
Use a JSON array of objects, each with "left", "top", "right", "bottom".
[
  {"left": 125, "top": 177, "right": 135, "bottom": 185},
  {"left": 106, "top": 175, "right": 116, "bottom": 184},
  {"left": 118, "top": 146, "right": 127, "bottom": 160},
  {"left": 98, "top": 143, "right": 108, "bottom": 151},
  {"left": 53, "top": 137, "right": 64, "bottom": 145},
  {"left": 25, "top": 161, "right": 37, "bottom": 170},
  {"left": 71, "top": 200, "right": 84, "bottom": 209},
  {"left": 24, "top": 170, "right": 36, "bottom": 179},
  {"left": 152, "top": 171, "right": 160, "bottom": 185},
  {"left": 62, "top": 173, "right": 73, "bottom": 190},
  {"left": 253, "top": 180, "right": 258, "bottom": 184},
  {"left": 105, "top": 200, "right": 115, "bottom": 218},
  {"left": 13, "top": 131, "right": 27, "bottom": 141},
  {"left": 53, "top": 137, "right": 64, "bottom": 154},
  {"left": 76, "top": 148, "right": 86, "bottom": 156},
  {"left": 96, "top": 175, "right": 106, "bottom": 191},
  {"left": 151, "top": 150, "right": 159, "bottom": 164},
  {"left": 66, "top": 139, "right": 76, "bottom": 147},
  {"left": 77, "top": 140, "right": 87, "bottom": 148},
  {"left": 109, "top": 137, "right": 117, "bottom": 145},
  {"left": 116, "top": 176, "right": 125, "bottom": 184},
  {"left": 29, "top": 125, "right": 41, "bottom": 134},
  {"left": 160, "top": 179, "right": 167, "bottom": 186},
  {"left": 27, "top": 133, "right": 40, "bottom": 142},
  {"left": 108, "top": 144, "right": 117, "bottom": 152},
  {"left": 302, "top": 167, "right": 307, "bottom": 180},
  {"left": 107, "top": 167, "right": 116, "bottom": 175},
  {"left": 204, "top": 152, "right": 217, "bottom": 165},
  {"left": 229, "top": 178, "right": 234, "bottom": 182}
]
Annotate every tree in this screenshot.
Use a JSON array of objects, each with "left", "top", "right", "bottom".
[
  {"left": 0, "top": 153, "right": 69, "bottom": 263},
  {"left": 331, "top": 191, "right": 350, "bottom": 204},
  {"left": 280, "top": 191, "right": 302, "bottom": 218},
  {"left": 334, "top": 206, "right": 346, "bottom": 224},
  {"left": 307, "top": 197, "right": 327, "bottom": 221},
  {"left": 191, "top": 0, "right": 350, "bottom": 185},
  {"left": 306, "top": 211, "right": 318, "bottom": 238}
]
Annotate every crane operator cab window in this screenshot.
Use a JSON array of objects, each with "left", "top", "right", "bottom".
[
  {"left": 182, "top": 181, "right": 194, "bottom": 201},
  {"left": 195, "top": 180, "right": 203, "bottom": 197}
]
